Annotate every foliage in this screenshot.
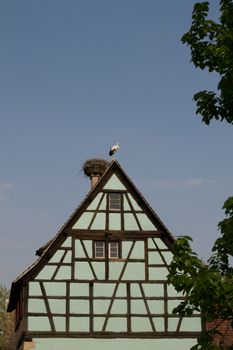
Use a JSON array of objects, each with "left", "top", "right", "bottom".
[
  {"left": 182, "top": 0, "right": 233, "bottom": 124},
  {"left": 168, "top": 198, "right": 233, "bottom": 350},
  {"left": 0, "top": 284, "right": 9, "bottom": 349},
  {"left": 171, "top": 2, "right": 233, "bottom": 347}
]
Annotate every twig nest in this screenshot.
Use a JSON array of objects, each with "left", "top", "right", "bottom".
[{"left": 83, "top": 159, "right": 110, "bottom": 177}]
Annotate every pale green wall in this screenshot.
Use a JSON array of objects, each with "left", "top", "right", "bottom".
[
  {"left": 148, "top": 237, "right": 168, "bottom": 249},
  {"left": 43, "top": 282, "right": 66, "bottom": 296},
  {"left": 129, "top": 241, "right": 144, "bottom": 259},
  {"left": 36, "top": 266, "right": 57, "bottom": 280},
  {"left": 153, "top": 317, "right": 165, "bottom": 331},
  {"left": 61, "top": 237, "right": 72, "bottom": 247},
  {"left": 29, "top": 282, "right": 42, "bottom": 296},
  {"left": 55, "top": 266, "right": 71, "bottom": 279},
  {"left": 103, "top": 174, "right": 126, "bottom": 190},
  {"left": 127, "top": 194, "right": 142, "bottom": 211},
  {"left": 73, "top": 212, "right": 94, "bottom": 229},
  {"left": 69, "top": 317, "right": 89, "bottom": 332},
  {"left": 30, "top": 233, "right": 202, "bottom": 335},
  {"left": 28, "top": 299, "right": 46, "bottom": 313},
  {"left": 99, "top": 194, "right": 107, "bottom": 210},
  {"left": 75, "top": 240, "right": 92, "bottom": 258},
  {"left": 91, "top": 213, "right": 106, "bottom": 229},
  {"left": 48, "top": 299, "right": 66, "bottom": 314},
  {"left": 28, "top": 317, "right": 51, "bottom": 331},
  {"left": 106, "top": 318, "right": 127, "bottom": 332},
  {"left": 108, "top": 262, "right": 124, "bottom": 279},
  {"left": 94, "top": 300, "right": 111, "bottom": 314},
  {"left": 48, "top": 250, "right": 64, "bottom": 263},
  {"left": 123, "top": 194, "right": 131, "bottom": 210},
  {"left": 109, "top": 213, "right": 121, "bottom": 230},
  {"left": 131, "top": 317, "right": 152, "bottom": 332},
  {"left": 92, "top": 262, "right": 105, "bottom": 279},
  {"left": 148, "top": 251, "right": 164, "bottom": 264},
  {"left": 136, "top": 213, "right": 156, "bottom": 230},
  {"left": 122, "top": 262, "right": 145, "bottom": 280},
  {"left": 32, "top": 338, "right": 199, "bottom": 350},
  {"left": 94, "top": 283, "right": 116, "bottom": 296},
  {"left": 124, "top": 213, "right": 139, "bottom": 230},
  {"left": 70, "top": 282, "right": 89, "bottom": 296},
  {"left": 144, "top": 283, "right": 164, "bottom": 297},
  {"left": 53, "top": 317, "right": 66, "bottom": 332},
  {"left": 70, "top": 299, "right": 89, "bottom": 313},
  {"left": 87, "top": 193, "right": 102, "bottom": 210}
]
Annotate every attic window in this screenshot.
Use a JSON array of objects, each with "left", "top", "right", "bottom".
[{"left": 109, "top": 193, "right": 121, "bottom": 210}]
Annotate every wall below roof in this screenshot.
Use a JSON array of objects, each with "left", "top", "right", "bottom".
[{"left": 28, "top": 338, "right": 198, "bottom": 350}]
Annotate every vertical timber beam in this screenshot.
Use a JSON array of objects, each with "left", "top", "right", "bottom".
[{"left": 126, "top": 283, "right": 131, "bottom": 332}]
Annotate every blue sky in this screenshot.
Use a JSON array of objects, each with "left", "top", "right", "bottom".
[{"left": 1, "top": 0, "right": 232, "bottom": 287}]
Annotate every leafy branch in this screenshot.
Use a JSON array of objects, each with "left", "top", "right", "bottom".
[
  {"left": 168, "top": 198, "right": 233, "bottom": 349},
  {"left": 182, "top": 1, "right": 233, "bottom": 124}
]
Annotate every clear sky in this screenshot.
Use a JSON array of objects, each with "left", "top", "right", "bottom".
[{"left": 0, "top": 0, "right": 232, "bottom": 287}]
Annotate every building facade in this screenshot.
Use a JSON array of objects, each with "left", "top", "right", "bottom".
[{"left": 7, "top": 160, "right": 202, "bottom": 350}]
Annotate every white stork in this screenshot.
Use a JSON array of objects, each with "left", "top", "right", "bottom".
[{"left": 109, "top": 143, "right": 120, "bottom": 156}]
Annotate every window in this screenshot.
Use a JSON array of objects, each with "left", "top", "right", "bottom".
[
  {"left": 94, "top": 241, "right": 120, "bottom": 259},
  {"left": 109, "top": 242, "right": 119, "bottom": 258},
  {"left": 94, "top": 241, "right": 105, "bottom": 258},
  {"left": 109, "top": 193, "right": 121, "bottom": 210}
]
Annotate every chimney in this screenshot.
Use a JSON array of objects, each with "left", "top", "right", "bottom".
[
  {"left": 83, "top": 159, "right": 110, "bottom": 189},
  {"left": 90, "top": 174, "right": 101, "bottom": 188}
]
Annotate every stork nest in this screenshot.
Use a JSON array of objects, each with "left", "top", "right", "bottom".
[{"left": 83, "top": 159, "right": 110, "bottom": 177}]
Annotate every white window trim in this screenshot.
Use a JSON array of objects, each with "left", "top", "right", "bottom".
[
  {"left": 94, "top": 241, "right": 105, "bottom": 258},
  {"left": 109, "top": 241, "right": 119, "bottom": 259},
  {"left": 94, "top": 241, "right": 120, "bottom": 259}
]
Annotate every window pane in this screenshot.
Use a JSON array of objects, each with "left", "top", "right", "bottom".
[
  {"left": 109, "top": 242, "right": 119, "bottom": 258},
  {"left": 109, "top": 193, "right": 121, "bottom": 210},
  {"left": 95, "top": 242, "right": 105, "bottom": 258}
]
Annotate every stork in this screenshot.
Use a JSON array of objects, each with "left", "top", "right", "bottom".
[{"left": 109, "top": 143, "right": 120, "bottom": 157}]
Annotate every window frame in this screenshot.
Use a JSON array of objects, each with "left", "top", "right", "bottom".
[
  {"left": 109, "top": 241, "right": 120, "bottom": 259},
  {"left": 109, "top": 193, "right": 121, "bottom": 211},
  {"left": 93, "top": 240, "right": 121, "bottom": 259},
  {"left": 94, "top": 241, "right": 105, "bottom": 258}
]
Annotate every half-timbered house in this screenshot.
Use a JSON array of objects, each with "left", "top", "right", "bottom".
[{"left": 7, "top": 159, "right": 202, "bottom": 350}]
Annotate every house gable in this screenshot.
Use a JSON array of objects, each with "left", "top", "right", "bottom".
[{"left": 8, "top": 160, "right": 202, "bottom": 348}]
